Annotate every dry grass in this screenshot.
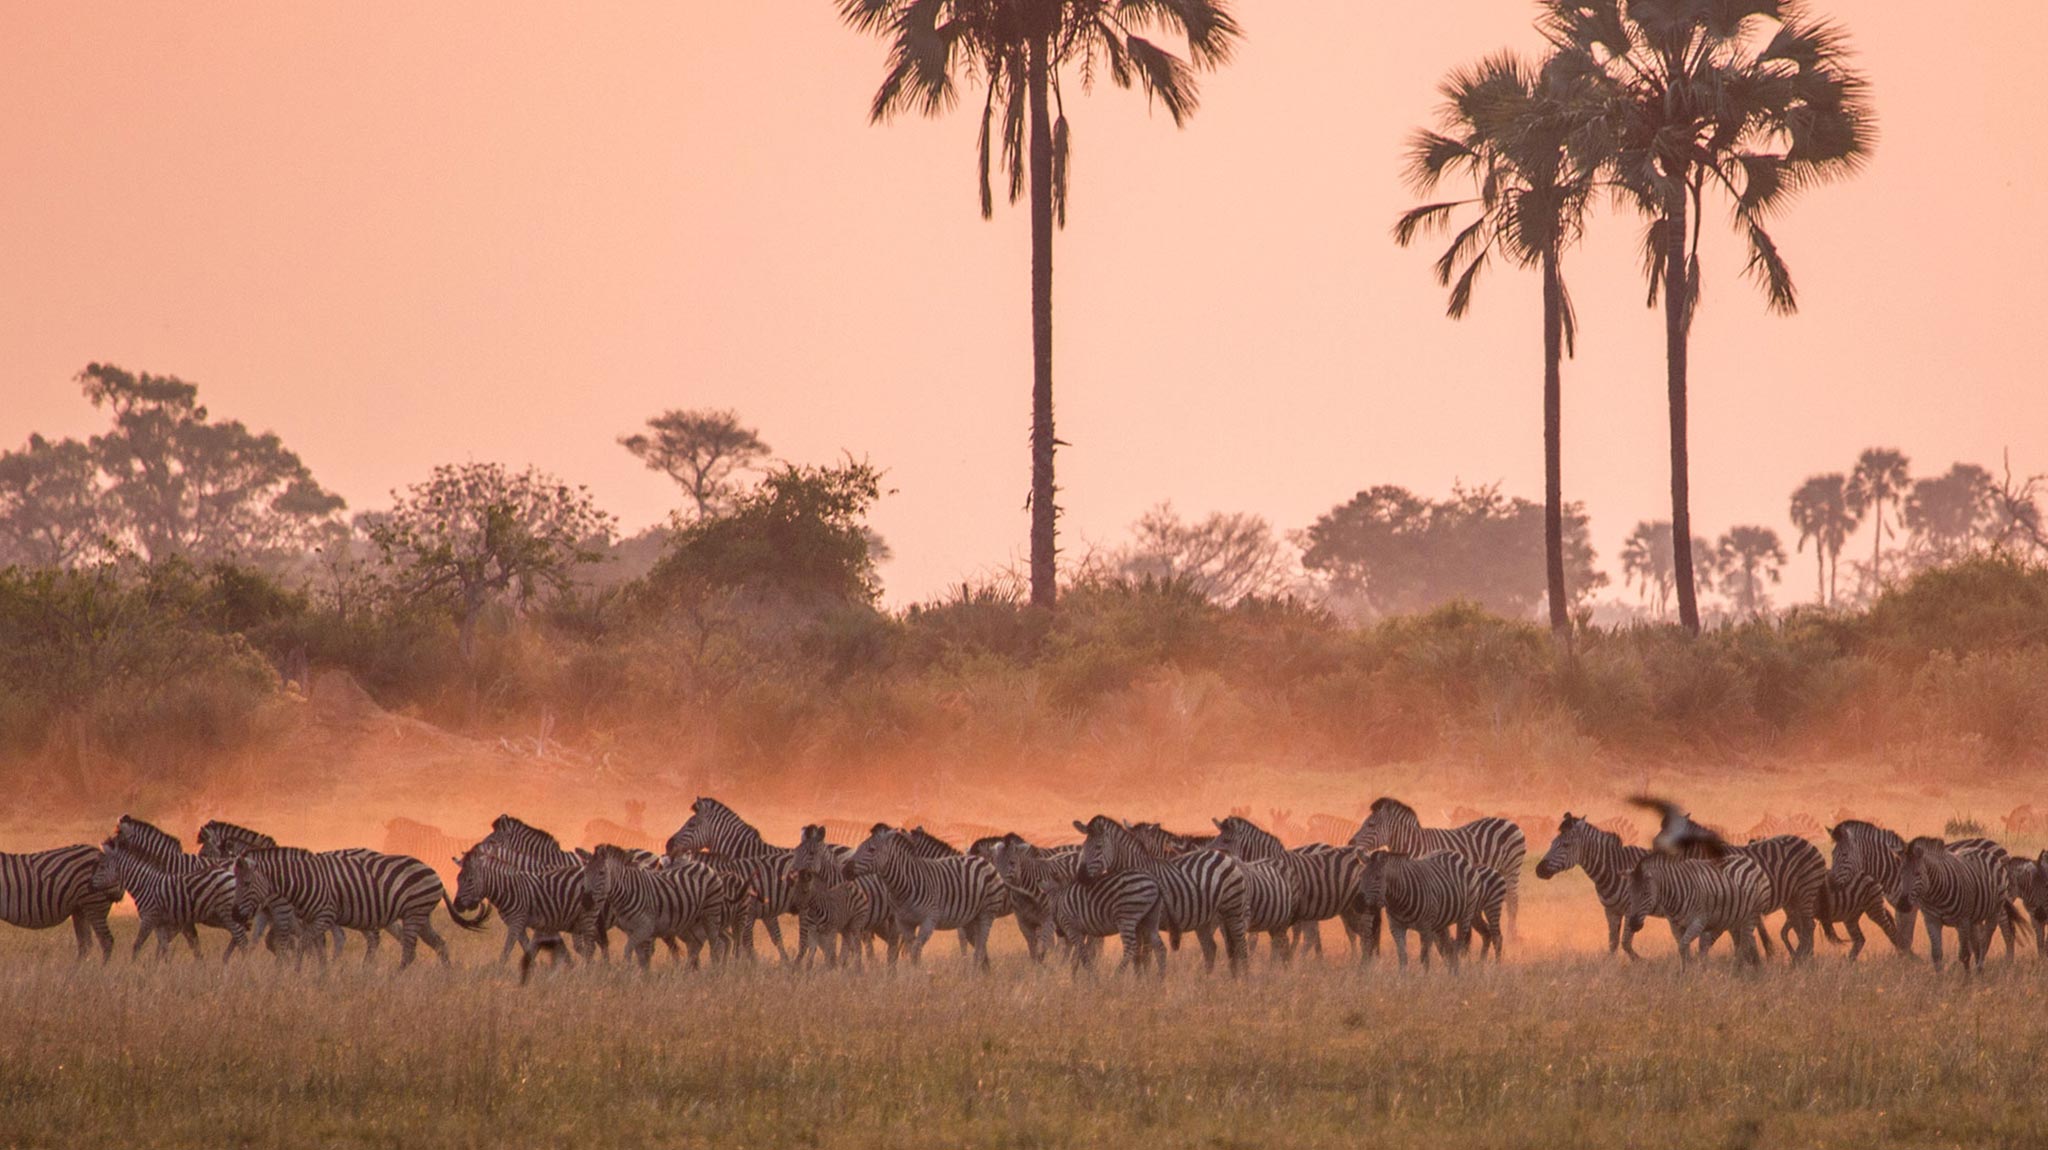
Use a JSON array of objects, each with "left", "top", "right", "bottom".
[{"left": 1, "top": 908, "right": 2044, "bottom": 1150}]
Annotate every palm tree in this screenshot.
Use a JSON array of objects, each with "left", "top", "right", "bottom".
[
  {"left": 839, "top": 0, "right": 1241, "bottom": 608},
  {"left": 1903, "top": 462, "right": 1997, "bottom": 566},
  {"left": 1394, "top": 51, "right": 1606, "bottom": 642},
  {"left": 1716, "top": 525, "right": 1785, "bottom": 617},
  {"left": 1846, "top": 447, "right": 1910, "bottom": 589},
  {"left": 1620, "top": 519, "right": 1674, "bottom": 617},
  {"left": 1545, "top": 1, "right": 1874, "bottom": 634},
  {"left": 1788, "top": 473, "right": 1857, "bottom": 606}
]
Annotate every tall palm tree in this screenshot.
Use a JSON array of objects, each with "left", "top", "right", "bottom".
[
  {"left": 1545, "top": 1, "right": 1874, "bottom": 634},
  {"left": 1716, "top": 525, "right": 1785, "bottom": 617},
  {"left": 1394, "top": 51, "right": 1607, "bottom": 642},
  {"left": 1788, "top": 472, "right": 1856, "bottom": 606},
  {"left": 1846, "top": 446, "right": 1910, "bottom": 590},
  {"left": 1620, "top": 519, "right": 1674, "bottom": 617},
  {"left": 1903, "top": 463, "right": 1996, "bottom": 566},
  {"left": 839, "top": 1, "right": 1241, "bottom": 608}
]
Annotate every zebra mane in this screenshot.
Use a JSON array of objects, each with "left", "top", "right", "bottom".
[
  {"left": 115, "top": 815, "right": 187, "bottom": 865},
  {"left": 1828, "top": 819, "right": 1900, "bottom": 848},
  {"left": 1559, "top": 813, "right": 1619, "bottom": 845},
  {"left": 907, "top": 826, "right": 959, "bottom": 855},
  {"left": 237, "top": 846, "right": 316, "bottom": 864},
  {"left": 585, "top": 843, "right": 641, "bottom": 865},
  {"left": 1369, "top": 797, "right": 1417, "bottom": 821},
  {"left": 1904, "top": 835, "right": 1949, "bottom": 857}
]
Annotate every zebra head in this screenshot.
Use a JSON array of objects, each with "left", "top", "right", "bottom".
[
  {"left": 230, "top": 853, "right": 274, "bottom": 925},
  {"left": 1126, "top": 822, "right": 1196, "bottom": 858},
  {"left": 664, "top": 799, "right": 724, "bottom": 856},
  {"left": 1535, "top": 813, "right": 1594, "bottom": 880},
  {"left": 1076, "top": 816, "right": 1134, "bottom": 880},
  {"left": 578, "top": 844, "right": 635, "bottom": 906},
  {"left": 449, "top": 849, "right": 497, "bottom": 929},
  {"left": 791, "top": 825, "right": 836, "bottom": 878},
  {"left": 990, "top": 835, "right": 1030, "bottom": 886},
  {"left": 847, "top": 827, "right": 907, "bottom": 878},
  {"left": 1355, "top": 849, "right": 1406, "bottom": 910},
  {"left": 115, "top": 815, "right": 186, "bottom": 867},
  {"left": 1209, "top": 815, "right": 1281, "bottom": 860},
  {"left": 1351, "top": 797, "right": 1417, "bottom": 852},
  {"left": 1897, "top": 836, "right": 1949, "bottom": 911},
  {"left": 1622, "top": 856, "right": 1665, "bottom": 932},
  {"left": 91, "top": 839, "right": 129, "bottom": 897},
  {"left": 1827, "top": 819, "right": 1900, "bottom": 889}
]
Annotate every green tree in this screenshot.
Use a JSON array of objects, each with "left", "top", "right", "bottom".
[
  {"left": 1788, "top": 472, "right": 1857, "bottom": 606},
  {"left": 1715, "top": 525, "right": 1785, "bottom": 617},
  {"left": 369, "top": 463, "right": 614, "bottom": 663},
  {"left": 1395, "top": 50, "right": 1606, "bottom": 641},
  {"left": 619, "top": 409, "right": 771, "bottom": 519},
  {"left": 648, "top": 459, "right": 887, "bottom": 608},
  {"left": 78, "top": 363, "right": 346, "bottom": 564},
  {"left": 0, "top": 435, "right": 105, "bottom": 568},
  {"left": 838, "top": 0, "right": 1241, "bottom": 609},
  {"left": 1545, "top": 1, "right": 1874, "bottom": 633},
  {"left": 1846, "top": 446, "right": 1911, "bottom": 589}
]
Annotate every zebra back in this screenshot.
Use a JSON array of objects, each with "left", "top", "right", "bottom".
[
  {"left": 1210, "top": 816, "right": 1285, "bottom": 862},
  {"left": 197, "top": 820, "right": 276, "bottom": 860},
  {"left": 666, "top": 798, "right": 785, "bottom": 858},
  {"left": 0, "top": 845, "right": 120, "bottom": 930}
]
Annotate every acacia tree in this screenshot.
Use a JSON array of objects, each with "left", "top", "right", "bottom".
[
  {"left": 1545, "top": 1, "right": 1874, "bottom": 633},
  {"left": 1846, "top": 446, "right": 1910, "bottom": 589},
  {"left": 0, "top": 435, "right": 105, "bottom": 568},
  {"left": 78, "top": 363, "right": 345, "bottom": 563},
  {"left": 369, "top": 463, "right": 614, "bottom": 663},
  {"left": 619, "top": 409, "right": 770, "bottom": 519},
  {"left": 1788, "top": 472, "right": 1857, "bottom": 605},
  {"left": 1716, "top": 525, "right": 1785, "bottom": 617},
  {"left": 1114, "top": 502, "right": 1296, "bottom": 604},
  {"left": 1395, "top": 50, "right": 1606, "bottom": 641},
  {"left": 840, "top": 0, "right": 1241, "bottom": 609}
]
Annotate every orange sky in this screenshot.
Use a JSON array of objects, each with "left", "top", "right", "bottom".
[{"left": 4, "top": 3, "right": 2044, "bottom": 607}]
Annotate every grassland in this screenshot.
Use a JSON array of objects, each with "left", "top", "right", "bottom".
[{"left": 2, "top": 896, "right": 2044, "bottom": 1150}]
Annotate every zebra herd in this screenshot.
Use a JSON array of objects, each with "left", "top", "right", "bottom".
[{"left": 1, "top": 795, "right": 2043, "bottom": 977}]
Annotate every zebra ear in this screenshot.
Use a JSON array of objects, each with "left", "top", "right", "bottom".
[
  {"left": 1212, "top": 818, "right": 1224, "bottom": 829},
  {"left": 1072, "top": 820, "right": 1089, "bottom": 835},
  {"left": 574, "top": 848, "right": 592, "bottom": 863}
]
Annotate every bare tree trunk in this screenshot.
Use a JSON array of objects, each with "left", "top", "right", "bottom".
[
  {"left": 1663, "top": 188, "right": 1701, "bottom": 634},
  {"left": 1541, "top": 247, "right": 1569, "bottom": 643},
  {"left": 1027, "top": 39, "right": 1058, "bottom": 609}
]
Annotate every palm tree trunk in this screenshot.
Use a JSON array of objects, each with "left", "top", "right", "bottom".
[
  {"left": 1814, "top": 545, "right": 1825, "bottom": 605},
  {"left": 1541, "top": 247, "right": 1569, "bottom": 643},
  {"left": 1026, "top": 39, "right": 1058, "bottom": 609},
  {"left": 1662, "top": 189, "right": 1701, "bottom": 634},
  {"left": 1871, "top": 502, "right": 1883, "bottom": 588}
]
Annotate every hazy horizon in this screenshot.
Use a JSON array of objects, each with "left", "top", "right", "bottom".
[{"left": 5, "top": 2, "right": 2045, "bottom": 607}]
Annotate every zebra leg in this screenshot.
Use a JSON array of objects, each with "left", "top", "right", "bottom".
[
  {"left": 969, "top": 916, "right": 994, "bottom": 972},
  {"left": 1843, "top": 914, "right": 1866, "bottom": 960},
  {"left": 1390, "top": 925, "right": 1410, "bottom": 969},
  {"left": 760, "top": 913, "right": 790, "bottom": 963},
  {"left": 497, "top": 922, "right": 522, "bottom": 965},
  {"left": 70, "top": 913, "right": 93, "bottom": 961},
  {"left": 908, "top": 919, "right": 938, "bottom": 965},
  {"left": 1194, "top": 927, "right": 1219, "bottom": 973},
  {"left": 1505, "top": 880, "right": 1520, "bottom": 942},
  {"left": 359, "top": 928, "right": 382, "bottom": 966},
  {"left": 223, "top": 919, "right": 248, "bottom": 964},
  {"left": 1999, "top": 902, "right": 2021, "bottom": 959},
  {"left": 131, "top": 916, "right": 155, "bottom": 961},
  {"left": 1923, "top": 911, "right": 1945, "bottom": 971},
  {"left": 416, "top": 920, "right": 453, "bottom": 967},
  {"left": 182, "top": 926, "right": 204, "bottom": 960},
  {"left": 1676, "top": 921, "right": 1708, "bottom": 967}
]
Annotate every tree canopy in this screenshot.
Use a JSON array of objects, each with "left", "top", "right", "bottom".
[{"left": 647, "top": 459, "right": 887, "bottom": 608}]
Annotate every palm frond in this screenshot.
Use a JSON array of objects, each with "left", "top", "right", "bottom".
[
  {"left": 1119, "top": 34, "right": 1199, "bottom": 124},
  {"left": 1391, "top": 201, "right": 1468, "bottom": 248},
  {"left": 1433, "top": 216, "right": 1492, "bottom": 289},
  {"left": 1741, "top": 217, "right": 1797, "bottom": 314},
  {"left": 1446, "top": 251, "right": 1492, "bottom": 319}
]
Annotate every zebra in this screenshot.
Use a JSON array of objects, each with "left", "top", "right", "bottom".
[
  {"left": 2007, "top": 853, "right": 2048, "bottom": 956},
  {"left": 94, "top": 839, "right": 249, "bottom": 963},
  {"left": 1354, "top": 850, "right": 1495, "bottom": 971},
  {"left": 1814, "top": 870, "right": 1901, "bottom": 961},
  {"left": 785, "top": 868, "right": 896, "bottom": 969},
  {"left": 847, "top": 827, "right": 1005, "bottom": 967},
  {"left": 1623, "top": 855, "right": 1775, "bottom": 967},
  {"left": 991, "top": 837, "right": 1157, "bottom": 975},
  {"left": 1897, "top": 837, "right": 2006, "bottom": 973},
  {"left": 667, "top": 798, "right": 803, "bottom": 959},
  {"left": 118, "top": 814, "right": 310, "bottom": 955},
  {"left": 232, "top": 847, "right": 340, "bottom": 969},
  {"left": 448, "top": 846, "right": 600, "bottom": 968},
  {"left": 0, "top": 844, "right": 120, "bottom": 961},
  {"left": 196, "top": 820, "right": 276, "bottom": 860},
  {"left": 1534, "top": 813, "right": 1651, "bottom": 958},
  {"left": 1210, "top": 815, "right": 1370, "bottom": 959},
  {"left": 1729, "top": 835, "right": 1827, "bottom": 963},
  {"left": 1351, "top": 798, "right": 1525, "bottom": 938},
  {"left": 974, "top": 834, "right": 1076, "bottom": 964},
  {"left": 1828, "top": 819, "right": 2023, "bottom": 958},
  {"left": 1238, "top": 856, "right": 1301, "bottom": 962},
  {"left": 579, "top": 845, "right": 726, "bottom": 969},
  {"left": 312, "top": 848, "right": 452, "bottom": 968},
  {"left": 483, "top": 814, "right": 581, "bottom": 867},
  {"left": 1076, "top": 816, "right": 1250, "bottom": 976}
]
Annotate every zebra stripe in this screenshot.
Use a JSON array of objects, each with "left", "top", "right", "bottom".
[
  {"left": 1815, "top": 870, "right": 1900, "bottom": 960},
  {"left": 0, "top": 844, "right": 119, "bottom": 961},
  {"left": 1728, "top": 834, "right": 1827, "bottom": 962},
  {"left": 1624, "top": 855, "right": 1775, "bottom": 966},
  {"left": 197, "top": 820, "right": 276, "bottom": 860},
  {"left": 786, "top": 869, "right": 895, "bottom": 969},
  {"left": 1830, "top": 820, "right": 2022, "bottom": 958},
  {"left": 847, "top": 828, "right": 1004, "bottom": 968},
  {"left": 2007, "top": 853, "right": 2047, "bottom": 956},
  {"left": 450, "top": 847, "right": 599, "bottom": 967},
  {"left": 1210, "top": 816, "right": 1368, "bottom": 958},
  {"left": 1034, "top": 869, "right": 1165, "bottom": 978},
  {"left": 232, "top": 847, "right": 340, "bottom": 969},
  {"left": 666, "top": 798, "right": 788, "bottom": 858},
  {"left": 1238, "top": 857, "right": 1301, "bottom": 961},
  {"left": 317, "top": 849, "right": 451, "bottom": 968},
  {"left": 581, "top": 845, "right": 726, "bottom": 969},
  {"left": 974, "top": 834, "right": 1060, "bottom": 964},
  {"left": 1351, "top": 798, "right": 1526, "bottom": 936},
  {"left": 1535, "top": 813, "right": 1651, "bottom": 957},
  {"left": 1356, "top": 850, "right": 1494, "bottom": 971},
  {"left": 1076, "top": 816, "right": 1250, "bottom": 976},
  {"left": 1898, "top": 837, "right": 2005, "bottom": 972},
  {"left": 95, "top": 840, "right": 248, "bottom": 963},
  {"left": 114, "top": 816, "right": 216, "bottom": 876}
]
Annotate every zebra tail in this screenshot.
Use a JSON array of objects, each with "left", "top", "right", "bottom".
[{"left": 445, "top": 895, "right": 491, "bottom": 932}]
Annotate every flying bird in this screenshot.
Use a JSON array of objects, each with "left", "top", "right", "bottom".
[{"left": 1628, "top": 796, "right": 1729, "bottom": 858}]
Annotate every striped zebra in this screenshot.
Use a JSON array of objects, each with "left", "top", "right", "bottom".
[
  {"left": 94, "top": 839, "right": 248, "bottom": 963},
  {"left": 969, "top": 834, "right": 1052, "bottom": 963},
  {"left": 1815, "top": 870, "right": 1901, "bottom": 960},
  {"left": 449, "top": 846, "right": 600, "bottom": 967},
  {"left": 197, "top": 820, "right": 276, "bottom": 860},
  {"left": 1897, "top": 837, "right": 2006, "bottom": 972},
  {"left": 232, "top": 847, "right": 339, "bottom": 969},
  {"left": 317, "top": 848, "right": 452, "bottom": 968},
  {"left": 1729, "top": 835, "right": 1827, "bottom": 962},
  {"left": 992, "top": 838, "right": 1158, "bottom": 976},
  {"left": 983, "top": 834, "right": 1081, "bottom": 964},
  {"left": 483, "top": 814, "right": 581, "bottom": 867},
  {"left": 118, "top": 815, "right": 311, "bottom": 955},
  {"left": 1210, "top": 815, "right": 1370, "bottom": 959},
  {"left": 1828, "top": 819, "right": 2022, "bottom": 958},
  {"left": 580, "top": 845, "right": 726, "bottom": 969},
  {"left": 1623, "top": 855, "right": 1774, "bottom": 967},
  {"left": 2006, "top": 853, "right": 2047, "bottom": 956},
  {"left": 1351, "top": 798, "right": 1526, "bottom": 938},
  {"left": 1354, "top": 850, "right": 1495, "bottom": 971},
  {"left": 1239, "top": 857, "right": 1301, "bottom": 962},
  {"left": 667, "top": 798, "right": 802, "bottom": 959},
  {"left": 1534, "top": 813, "right": 1651, "bottom": 958},
  {"left": 1076, "top": 816, "right": 1250, "bottom": 976},
  {"left": 785, "top": 868, "right": 897, "bottom": 969},
  {"left": 0, "top": 844, "right": 120, "bottom": 961},
  {"left": 847, "top": 827, "right": 1005, "bottom": 967}
]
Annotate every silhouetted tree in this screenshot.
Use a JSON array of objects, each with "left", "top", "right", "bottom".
[
  {"left": 0, "top": 435, "right": 105, "bottom": 568},
  {"left": 1395, "top": 50, "right": 1606, "bottom": 642},
  {"left": 1115, "top": 503, "right": 1295, "bottom": 605},
  {"left": 1846, "top": 447, "right": 1911, "bottom": 589},
  {"left": 369, "top": 463, "right": 613, "bottom": 663},
  {"left": 1788, "top": 473, "right": 1857, "bottom": 606},
  {"left": 1715, "top": 526, "right": 1785, "bottom": 617},
  {"left": 1904, "top": 463, "right": 1997, "bottom": 567},
  {"left": 839, "top": 0, "right": 1241, "bottom": 609},
  {"left": 1987, "top": 452, "right": 2047, "bottom": 556},
  {"left": 619, "top": 409, "right": 770, "bottom": 519},
  {"left": 78, "top": 363, "right": 345, "bottom": 564},
  {"left": 1545, "top": 2, "right": 1873, "bottom": 634},
  {"left": 1301, "top": 483, "right": 1603, "bottom": 619},
  {"left": 1619, "top": 519, "right": 1714, "bottom": 619}
]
